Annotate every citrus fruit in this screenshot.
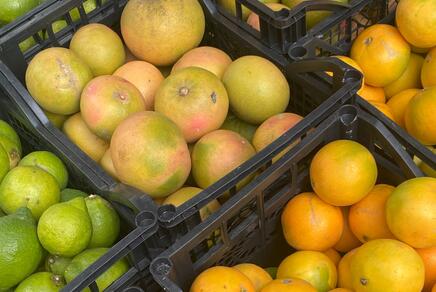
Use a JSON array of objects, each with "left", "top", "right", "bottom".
[
  {"left": 113, "top": 61, "right": 164, "bottom": 110},
  {"left": 221, "top": 113, "right": 257, "bottom": 142},
  {"left": 70, "top": 23, "right": 125, "bottom": 76},
  {"left": 63, "top": 113, "right": 109, "bottom": 162},
  {"left": 358, "top": 85, "right": 386, "bottom": 103},
  {"left": 350, "top": 24, "right": 411, "bottom": 87},
  {"left": 171, "top": 46, "right": 233, "bottom": 79},
  {"left": 217, "top": 0, "right": 279, "bottom": 20},
  {"left": 349, "top": 184, "right": 396, "bottom": 243},
  {"left": 333, "top": 208, "right": 361, "bottom": 253},
  {"left": 163, "top": 187, "right": 220, "bottom": 221},
  {"left": 192, "top": 129, "right": 256, "bottom": 190},
  {"left": 85, "top": 195, "right": 120, "bottom": 248},
  {"left": 15, "top": 272, "right": 65, "bottom": 292},
  {"left": 416, "top": 146, "right": 436, "bottom": 178},
  {"left": 110, "top": 111, "right": 191, "bottom": 198},
  {"left": 44, "top": 110, "right": 69, "bottom": 129},
  {"left": 25, "top": 47, "right": 93, "bottom": 115},
  {"left": 260, "top": 278, "right": 317, "bottom": 292},
  {"left": 100, "top": 149, "right": 118, "bottom": 180},
  {"left": 69, "top": 0, "right": 99, "bottom": 21},
  {"left": 277, "top": 250, "right": 337, "bottom": 292},
  {"left": 0, "top": 120, "right": 21, "bottom": 150},
  {"left": 247, "top": 4, "right": 289, "bottom": 31},
  {"left": 337, "top": 248, "right": 358, "bottom": 289},
  {"left": 386, "top": 177, "right": 436, "bottom": 248},
  {"left": 0, "top": 135, "right": 21, "bottom": 168},
  {"left": 37, "top": 197, "right": 92, "bottom": 257},
  {"left": 384, "top": 53, "right": 424, "bottom": 98},
  {"left": 155, "top": 67, "right": 229, "bottom": 143},
  {"left": 416, "top": 247, "right": 436, "bottom": 292},
  {"left": 80, "top": 75, "right": 146, "bottom": 140},
  {"left": 45, "top": 254, "right": 72, "bottom": 276},
  {"left": 370, "top": 101, "right": 397, "bottom": 122},
  {"left": 222, "top": 55, "right": 290, "bottom": 125},
  {"left": 281, "top": 192, "right": 343, "bottom": 251},
  {"left": 329, "top": 289, "right": 353, "bottom": 292},
  {"left": 234, "top": 263, "right": 273, "bottom": 291},
  {"left": 0, "top": 208, "right": 43, "bottom": 290},
  {"left": 327, "top": 56, "right": 365, "bottom": 85},
  {"left": 190, "top": 266, "right": 255, "bottom": 292},
  {"left": 19, "top": 151, "right": 69, "bottom": 189},
  {"left": 421, "top": 47, "right": 436, "bottom": 88},
  {"left": 60, "top": 188, "right": 88, "bottom": 202},
  {"left": 405, "top": 87, "right": 436, "bottom": 145},
  {"left": 0, "top": 0, "right": 39, "bottom": 23},
  {"left": 121, "top": 0, "right": 205, "bottom": 66},
  {"left": 310, "top": 140, "right": 377, "bottom": 206},
  {"left": 350, "top": 239, "right": 425, "bottom": 292},
  {"left": 323, "top": 249, "right": 341, "bottom": 267},
  {"left": 0, "top": 144, "right": 9, "bottom": 183},
  {"left": 396, "top": 0, "right": 436, "bottom": 48},
  {"left": 64, "top": 247, "right": 129, "bottom": 291},
  {"left": 0, "top": 166, "right": 60, "bottom": 219},
  {"left": 386, "top": 88, "right": 420, "bottom": 128}
]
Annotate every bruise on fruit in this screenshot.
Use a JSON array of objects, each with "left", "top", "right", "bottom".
[{"left": 56, "top": 58, "right": 78, "bottom": 90}]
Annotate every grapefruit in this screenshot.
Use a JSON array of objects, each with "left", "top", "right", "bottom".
[
  {"left": 120, "top": 0, "right": 205, "bottom": 66},
  {"left": 233, "top": 263, "right": 273, "bottom": 291},
  {"left": 100, "top": 149, "right": 118, "bottom": 180},
  {"left": 154, "top": 67, "right": 229, "bottom": 143},
  {"left": 358, "top": 85, "right": 386, "bottom": 103},
  {"left": 220, "top": 113, "right": 257, "bottom": 142},
  {"left": 80, "top": 75, "right": 145, "bottom": 140},
  {"left": 350, "top": 239, "right": 425, "bottom": 292},
  {"left": 110, "top": 111, "right": 191, "bottom": 198},
  {"left": 333, "top": 207, "right": 361, "bottom": 253},
  {"left": 386, "top": 88, "right": 420, "bottom": 128},
  {"left": 190, "top": 266, "right": 256, "bottom": 292},
  {"left": 310, "top": 140, "right": 377, "bottom": 206},
  {"left": 222, "top": 55, "right": 290, "bottom": 125},
  {"left": 260, "top": 278, "right": 316, "bottom": 292},
  {"left": 44, "top": 110, "right": 68, "bottom": 129},
  {"left": 113, "top": 61, "right": 164, "bottom": 110},
  {"left": 70, "top": 23, "right": 125, "bottom": 76},
  {"left": 350, "top": 24, "right": 411, "bottom": 87},
  {"left": 386, "top": 177, "right": 436, "bottom": 248},
  {"left": 404, "top": 87, "right": 436, "bottom": 145},
  {"left": 416, "top": 247, "right": 436, "bottom": 292},
  {"left": 25, "top": 47, "right": 93, "bottom": 115},
  {"left": 247, "top": 3, "right": 289, "bottom": 31},
  {"left": 396, "top": 0, "right": 436, "bottom": 48},
  {"left": 171, "top": 46, "right": 232, "bottom": 79},
  {"left": 281, "top": 192, "right": 343, "bottom": 251},
  {"left": 421, "top": 47, "right": 436, "bottom": 88}
]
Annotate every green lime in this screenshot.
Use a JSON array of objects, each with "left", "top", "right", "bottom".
[
  {"left": 221, "top": 113, "right": 257, "bottom": 142},
  {"left": 85, "top": 195, "right": 120, "bottom": 248},
  {"left": 60, "top": 188, "right": 88, "bottom": 202},
  {"left": 0, "top": 166, "right": 60, "bottom": 219},
  {"left": 45, "top": 255, "right": 72, "bottom": 276},
  {"left": 15, "top": 272, "right": 65, "bottom": 292},
  {"left": 19, "top": 151, "right": 69, "bottom": 189},
  {"left": 0, "top": 209, "right": 5, "bottom": 217},
  {"left": 0, "top": 120, "right": 21, "bottom": 148},
  {"left": 0, "top": 135, "right": 21, "bottom": 168},
  {"left": 44, "top": 110, "right": 69, "bottom": 129},
  {"left": 69, "top": 0, "right": 97, "bottom": 21},
  {"left": 0, "top": 208, "right": 43, "bottom": 290},
  {"left": 0, "top": 144, "right": 9, "bottom": 183},
  {"left": 0, "top": 0, "right": 39, "bottom": 24},
  {"left": 37, "top": 197, "right": 92, "bottom": 257},
  {"left": 64, "top": 248, "right": 129, "bottom": 291},
  {"left": 265, "top": 267, "right": 277, "bottom": 279}
]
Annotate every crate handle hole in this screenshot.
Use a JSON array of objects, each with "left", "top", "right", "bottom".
[
  {"left": 339, "top": 105, "right": 358, "bottom": 126},
  {"left": 158, "top": 205, "right": 177, "bottom": 222},
  {"left": 135, "top": 210, "right": 156, "bottom": 227},
  {"left": 289, "top": 46, "right": 308, "bottom": 58}
]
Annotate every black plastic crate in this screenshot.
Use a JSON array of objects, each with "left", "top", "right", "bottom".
[{"left": 150, "top": 103, "right": 425, "bottom": 291}]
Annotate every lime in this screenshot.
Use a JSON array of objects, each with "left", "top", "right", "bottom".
[
  {"left": 0, "top": 144, "right": 9, "bottom": 183},
  {"left": 0, "top": 0, "right": 39, "bottom": 24},
  {"left": 69, "top": 0, "right": 97, "bottom": 21},
  {"left": 45, "top": 255, "right": 72, "bottom": 276},
  {"left": 44, "top": 110, "right": 69, "bottom": 129},
  {"left": 15, "top": 272, "right": 65, "bottom": 292},
  {"left": 64, "top": 248, "right": 129, "bottom": 291},
  {"left": 19, "top": 151, "right": 69, "bottom": 189},
  {"left": 0, "top": 135, "right": 21, "bottom": 168},
  {"left": 221, "top": 113, "right": 257, "bottom": 142},
  {"left": 0, "top": 166, "right": 60, "bottom": 219},
  {"left": 37, "top": 197, "right": 92, "bottom": 257},
  {"left": 0, "top": 208, "right": 43, "bottom": 290},
  {"left": 85, "top": 195, "right": 120, "bottom": 248},
  {"left": 60, "top": 188, "right": 88, "bottom": 202},
  {"left": 0, "top": 120, "right": 21, "bottom": 149}
]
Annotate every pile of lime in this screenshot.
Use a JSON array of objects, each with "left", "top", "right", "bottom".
[{"left": 0, "top": 120, "right": 127, "bottom": 291}]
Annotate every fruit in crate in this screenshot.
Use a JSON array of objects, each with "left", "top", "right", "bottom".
[
  {"left": 421, "top": 48, "right": 436, "bottom": 88},
  {"left": 217, "top": 0, "right": 280, "bottom": 21},
  {"left": 233, "top": 263, "right": 273, "bottom": 291},
  {"left": 333, "top": 208, "right": 361, "bottom": 253},
  {"left": 386, "top": 88, "right": 420, "bottom": 128},
  {"left": 0, "top": 0, "right": 39, "bottom": 24},
  {"left": 261, "top": 278, "right": 317, "bottom": 291},
  {"left": 247, "top": 3, "right": 289, "bottom": 31},
  {"left": 220, "top": 113, "right": 257, "bottom": 142},
  {"left": 190, "top": 266, "right": 256, "bottom": 292},
  {"left": 416, "top": 247, "right": 436, "bottom": 292},
  {"left": 15, "top": 272, "right": 65, "bottom": 291}
]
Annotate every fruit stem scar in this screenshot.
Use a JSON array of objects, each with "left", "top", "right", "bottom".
[
  {"left": 364, "top": 37, "right": 373, "bottom": 46},
  {"left": 360, "top": 277, "right": 368, "bottom": 285},
  {"left": 211, "top": 91, "right": 217, "bottom": 103},
  {"left": 179, "top": 87, "right": 189, "bottom": 96}
]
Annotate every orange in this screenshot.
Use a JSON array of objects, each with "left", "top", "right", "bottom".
[
  {"left": 421, "top": 47, "right": 436, "bottom": 88},
  {"left": 281, "top": 192, "right": 343, "bottom": 251},
  {"left": 405, "top": 87, "right": 436, "bottom": 145},
  {"left": 386, "top": 177, "right": 436, "bottom": 249},
  {"left": 190, "top": 266, "right": 256, "bottom": 292},
  {"left": 247, "top": 4, "right": 289, "bottom": 32},
  {"left": 416, "top": 247, "right": 436, "bottom": 292},
  {"left": 310, "top": 140, "right": 377, "bottom": 206},
  {"left": 277, "top": 251, "right": 337, "bottom": 292},
  {"left": 411, "top": 45, "right": 430, "bottom": 55},
  {"left": 350, "top": 239, "right": 425, "bottom": 292},
  {"left": 358, "top": 85, "right": 385, "bottom": 103},
  {"left": 329, "top": 289, "right": 353, "bottom": 292},
  {"left": 350, "top": 24, "right": 411, "bottom": 87},
  {"left": 384, "top": 53, "right": 424, "bottom": 98},
  {"left": 337, "top": 248, "right": 358, "bottom": 289},
  {"left": 233, "top": 263, "right": 272, "bottom": 291},
  {"left": 334, "top": 208, "right": 361, "bottom": 253},
  {"left": 260, "top": 278, "right": 316, "bottom": 292},
  {"left": 327, "top": 56, "right": 365, "bottom": 85},
  {"left": 323, "top": 249, "right": 341, "bottom": 267},
  {"left": 433, "top": 283, "right": 436, "bottom": 292},
  {"left": 386, "top": 88, "right": 420, "bottom": 128},
  {"left": 369, "top": 102, "right": 397, "bottom": 123},
  {"left": 396, "top": 0, "right": 436, "bottom": 48},
  {"left": 349, "top": 184, "right": 396, "bottom": 243}
]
